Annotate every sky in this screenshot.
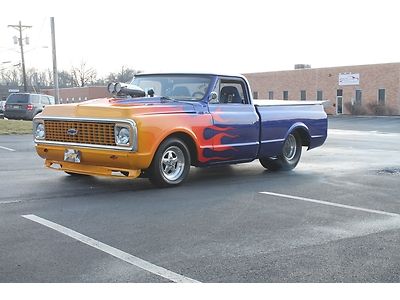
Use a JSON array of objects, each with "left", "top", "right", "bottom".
[{"left": 1, "top": 0, "right": 400, "bottom": 78}]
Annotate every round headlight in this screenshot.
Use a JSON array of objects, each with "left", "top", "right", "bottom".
[
  {"left": 35, "top": 123, "right": 45, "bottom": 139},
  {"left": 116, "top": 127, "right": 130, "bottom": 145}
]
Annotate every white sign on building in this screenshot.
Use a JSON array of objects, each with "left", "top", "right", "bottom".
[{"left": 339, "top": 73, "right": 360, "bottom": 86}]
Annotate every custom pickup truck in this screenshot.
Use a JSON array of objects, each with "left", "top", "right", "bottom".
[{"left": 33, "top": 73, "right": 327, "bottom": 187}]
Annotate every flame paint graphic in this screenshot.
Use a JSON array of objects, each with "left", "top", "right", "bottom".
[
  {"left": 196, "top": 109, "right": 240, "bottom": 163},
  {"left": 107, "top": 99, "right": 241, "bottom": 164}
]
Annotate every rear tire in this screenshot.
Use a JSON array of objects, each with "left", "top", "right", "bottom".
[
  {"left": 148, "top": 138, "right": 191, "bottom": 187},
  {"left": 260, "top": 132, "right": 302, "bottom": 171}
]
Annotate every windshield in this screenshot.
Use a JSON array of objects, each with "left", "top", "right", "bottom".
[
  {"left": 131, "top": 75, "right": 212, "bottom": 101},
  {"left": 6, "top": 94, "right": 29, "bottom": 104}
]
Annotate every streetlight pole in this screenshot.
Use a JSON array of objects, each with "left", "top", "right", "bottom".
[
  {"left": 50, "top": 17, "right": 60, "bottom": 104},
  {"left": 8, "top": 21, "right": 32, "bottom": 92}
]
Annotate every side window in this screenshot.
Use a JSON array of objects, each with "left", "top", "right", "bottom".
[
  {"left": 30, "top": 95, "right": 40, "bottom": 104},
  {"left": 355, "top": 90, "right": 362, "bottom": 105},
  {"left": 378, "top": 89, "right": 385, "bottom": 105},
  {"left": 213, "top": 79, "right": 248, "bottom": 104},
  {"left": 283, "top": 91, "right": 289, "bottom": 100},
  {"left": 41, "top": 96, "right": 51, "bottom": 105}
]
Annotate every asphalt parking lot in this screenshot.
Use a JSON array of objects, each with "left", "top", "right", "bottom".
[{"left": 1, "top": 116, "right": 400, "bottom": 283}]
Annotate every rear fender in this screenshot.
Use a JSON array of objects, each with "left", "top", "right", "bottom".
[{"left": 285, "top": 122, "right": 311, "bottom": 149}]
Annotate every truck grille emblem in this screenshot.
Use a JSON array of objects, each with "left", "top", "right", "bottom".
[{"left": 67, "top": 128, "right": 78, "bottom": 136}]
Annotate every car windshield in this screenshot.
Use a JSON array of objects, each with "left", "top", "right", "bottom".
[
  {"left": 131, "top": 75, "right": 212, "bottom": 101},
  {"left": 6, "top": 94, "right": 29, "bottom": 104}
]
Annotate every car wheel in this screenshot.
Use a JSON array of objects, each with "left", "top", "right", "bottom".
[
  {"left": 260, "top": 132, "right": 302, "bottom": 171},
  {"left": 148, "top": 138, "right": 191, "bottom": 187}
]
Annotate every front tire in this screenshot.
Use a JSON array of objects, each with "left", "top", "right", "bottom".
[
  {"left": 260, "top": 132, "right": 302, "bottom": 171},
  {"left": 148, "top": 138, "right": 191, "bottom": 187}
]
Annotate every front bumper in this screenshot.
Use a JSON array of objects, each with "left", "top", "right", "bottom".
[
  {"left": 36, "top": 144, "right": 153, "bottom": 179},
  {"left": 45, "top": 160, "right": 141, "bottom": 178}
]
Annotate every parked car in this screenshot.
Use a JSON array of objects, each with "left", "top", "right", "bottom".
[
  {"left": 33, "top": 72, "right": 327, "bottom": 187},
  {"left": 5, "top": 93, "right": 55, "bottom": 120}
]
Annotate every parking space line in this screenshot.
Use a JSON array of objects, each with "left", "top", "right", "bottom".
[
  {"left": 0, "top": 146, "right": 16, "bottom": 152},
  {"left": 259, "top": 192, "right": 400, "bottom": 217},
  {"left": 0, "top": 200, "right": 22, "bottom": 205},
  {"left": 22, "top": 214, "right": 200, "bottom": 283}
]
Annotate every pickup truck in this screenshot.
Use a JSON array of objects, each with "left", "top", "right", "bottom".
[{"left": 33, "top": 73, "right": 327, "bottom": 187}]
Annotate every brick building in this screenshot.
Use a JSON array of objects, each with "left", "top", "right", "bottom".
[
  {"left": 42, "top": 86, "right": 108, "bottom": 104},
  {"left": 244, "top": 62, "right": 400, "bottom": 115}
]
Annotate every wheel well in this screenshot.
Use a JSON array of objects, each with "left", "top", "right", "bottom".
[
  {"left": 293, "top": 127, "right": 311, "bottom": 147},
  {"left": 163, "top": 132, "right": 199, "bottom": 166}
]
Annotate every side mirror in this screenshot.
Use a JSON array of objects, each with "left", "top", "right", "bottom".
[{"left": 209, "top": 92, "right": 218, "bottom": 103}]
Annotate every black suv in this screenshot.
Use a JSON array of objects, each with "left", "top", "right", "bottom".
[{"left": 4, "top": 93, "right": 55, "bottom": 120}]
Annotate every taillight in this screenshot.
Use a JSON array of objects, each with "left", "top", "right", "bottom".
[{"left": 27, "top": 104, "right": 33, "bottom": 110}]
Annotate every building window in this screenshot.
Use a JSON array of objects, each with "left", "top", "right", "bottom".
[
  {"left": 337, "top": 89, "right": 343, "bottom": 97},
  {"left": 317, "top": 90, "right": 323, "bottom": 100},
  {"left": 355, "top": 90, "right": 362, "bottom": 105},
  {"left": 268, "top": 91, "right": 274, "bottom": 100},
  {"left": 300, "top": 90, "right": 306, "bottom": 101},
  {"left": 378, "top": 89, "right": 385, "bottom": 105},
  {"left": 283, "top": 91, "right": 288, "bottom": 100},
  {"left": 253, "top": 91, "right": 258, "bottom": 99}
]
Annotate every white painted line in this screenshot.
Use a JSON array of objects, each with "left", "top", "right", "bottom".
[
  {"left": 259, "top": 192, "right": 400, "bottom": 217},
  {"left": 22, "top": 214, "right": 200, "bottom": 283},
  {"left": 0, "top": 145, "right": 16, "bottom": 152},
  {"left": 0, "top": 200, "right": 22, "bottom": 204},
  {"left": 329, "top": 129, "right": 400, "bottom": 137}
]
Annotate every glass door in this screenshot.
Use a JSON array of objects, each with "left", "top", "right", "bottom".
[{"left": 336, "top": 96, "right": 343, "bottom": 114}]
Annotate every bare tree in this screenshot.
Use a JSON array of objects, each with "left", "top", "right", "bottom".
[
  {"left": 25, "top": 68, "right": 55, "bottom": 89},
  {"left": 47, "top": 69, "right": 53, "bottom": 86},
  {"left": 0, "top": 64, "right": 143, "bottom": 89},
  {"left": 71, "top": 61, "right": 97, "bottom": 87},
  {"left": 106, "top": 66, "right": 141, "bottom": 83},
  {"left": 0, "top": 68, "right": 20, "bottom": 86},
  {"left": 58, "top": 70, "right": 74, "bottom": 88}
]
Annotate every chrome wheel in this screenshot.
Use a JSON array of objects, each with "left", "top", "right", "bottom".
[
  {"left": 160, "top": 146, "right": 185, "bottom": 181},
  {"left": 282, "top": 134, "right": 297, "bottom": 161}
]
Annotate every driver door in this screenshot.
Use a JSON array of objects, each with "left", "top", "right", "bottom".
[{"left": 207, "top": 77, "right": 260, "bottom": 163}]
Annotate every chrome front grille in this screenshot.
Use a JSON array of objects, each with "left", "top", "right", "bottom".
[{"left": 44, "top": 120, "right": 116, "bottom": 146}]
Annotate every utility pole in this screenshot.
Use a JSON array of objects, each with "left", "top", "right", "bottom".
[
  {"left": 8, "top": 21, "right": 32, "bottom": 92},
  {"left": 50, "top": 17, "right": 60, "bottom": 104}
]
